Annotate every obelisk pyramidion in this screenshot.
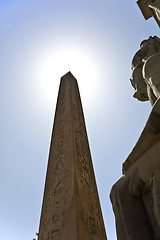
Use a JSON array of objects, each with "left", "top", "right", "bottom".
[{"left": 38, "top": 72, "right": 107, "bottom": 240}]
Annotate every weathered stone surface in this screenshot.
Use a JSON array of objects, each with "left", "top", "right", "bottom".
[
  {"left": 153, "top": 169, "right": 160, "bottom": 226},
  {"left": 38, "top": 72, "right": 107, "bottom": 240},
  {"left": 111, "top": 140, "right": 160, "bottom": 239},
  {"left": 137, "top": 0, "right": 160, "bottom": 26},
  {"left": 137, "top": 0, "right": 153, "bottom": 20},
  {"left": 111, "top": 36, "right": 160, "bottom": 240},
  {"left": 110, "top": 176, "right": 155, "bottom": 240},
  {"left": 123, "top": 98, "right": 160, "bottom": 174}
]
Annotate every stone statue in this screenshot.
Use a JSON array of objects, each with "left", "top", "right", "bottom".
[
  {"left": 131, "top": 35, "right": 160, "bottom": 106},
  {"left": 110, "top": 36, "right": 160, "bottom": 240}
]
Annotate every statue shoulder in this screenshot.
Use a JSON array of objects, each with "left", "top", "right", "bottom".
[{"left": 143, "top": 52, "right": 160, "bottom": 79}]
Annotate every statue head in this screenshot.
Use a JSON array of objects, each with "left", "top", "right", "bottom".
[
  {"left": 132, "top": 36, "right": 160, "bottom": 70},
  {"left": 131, "top": 36, "right": 160, "bottom": 105}
]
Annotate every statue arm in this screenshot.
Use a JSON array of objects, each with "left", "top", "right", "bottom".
[{"left": 147, "top": 85, "right": 157, "bottom": 106}]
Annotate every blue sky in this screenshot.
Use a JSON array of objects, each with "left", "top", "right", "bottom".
[{"left": 0, "top": 1, "right": 159, "bottom": 240}]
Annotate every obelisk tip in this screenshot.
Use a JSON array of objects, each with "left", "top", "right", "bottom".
[
  {"left": 62, "top": 71, "right": 74, "bottom": 78},
  {"left": 61, "top": 71, "right": 77, "bottom": 81}
]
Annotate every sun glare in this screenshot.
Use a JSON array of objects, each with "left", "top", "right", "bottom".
[{"left": 36, "top": 47, "right": 99, "bottom": 107}]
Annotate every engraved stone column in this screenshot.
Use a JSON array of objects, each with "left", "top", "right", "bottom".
[{"left": 38, "top": 72, "right": 107, "bottom": 240}]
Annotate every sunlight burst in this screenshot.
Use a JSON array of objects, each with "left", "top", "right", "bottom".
[{"left": 37, "top": 47, "right": 99, "bottom": 106}]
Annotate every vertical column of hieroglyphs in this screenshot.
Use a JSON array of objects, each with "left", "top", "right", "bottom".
[
  {"left": 38, "top": 73, "right": 77, "bottom": 240},
  {"left": 71, "top": 77, "right": 107, "bottom": 240}
]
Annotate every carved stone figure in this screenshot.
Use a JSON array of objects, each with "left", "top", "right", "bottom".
[
  {"left": 131, "top": 35, "right": 160, "bottom": 106},
  {"left": 110, "top": 36, "right": 160, "bottom": 240}
]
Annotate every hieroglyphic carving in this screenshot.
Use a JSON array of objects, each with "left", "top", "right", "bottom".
[
  {"left": 71, "top": 78, "right": 107, "bottom": 238},
  {"left": 38, "top": 72, "right": 107, "bottom": 240},
  {"left": 38, "top": 76, "right": 75, "bottom": 240}
]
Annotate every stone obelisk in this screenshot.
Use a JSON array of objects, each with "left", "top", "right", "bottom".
[{"left": 38, "top": 72, "right": 107, "bottom": 240}]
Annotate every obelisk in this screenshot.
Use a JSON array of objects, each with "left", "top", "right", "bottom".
[{"left": 38, "top": 72, "right": 107, "bottom": 240}]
